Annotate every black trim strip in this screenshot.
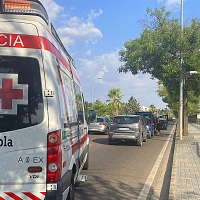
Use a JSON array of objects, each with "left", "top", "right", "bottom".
[
  {"left": 64, "top": 122, "right": 78, "bottom": 128},
  {"left": 45, "top": 170, "right": 72, "bottom": 199}
]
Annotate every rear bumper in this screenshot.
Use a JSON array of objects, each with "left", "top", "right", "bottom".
[
  {"left": 45, "top": 170, "right": 72, "bottom": 200},
  {"left": 109, "top": 132, "right": 140, "bottom": 141},
  {"left": 88, "top": 128, "right": 106, "bottom": 132}
]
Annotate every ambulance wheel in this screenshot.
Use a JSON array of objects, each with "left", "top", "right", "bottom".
[
  {"left": 67, "top": 174, "right": 75, "bottom": 200},
  {"left": 83, "top": 152, "right": 89, "bottom": 170}
]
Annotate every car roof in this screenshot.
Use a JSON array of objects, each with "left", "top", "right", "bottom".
[
  {"left": 114, "top": 115, "right": 140, "bottom": 117},
  {"left": 135, "top": 112, "right": 153, "bottom": 114}
]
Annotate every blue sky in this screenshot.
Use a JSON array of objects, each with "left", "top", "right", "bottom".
[{"left": 40, "top": 0, "right": 200, "bottom": 108}]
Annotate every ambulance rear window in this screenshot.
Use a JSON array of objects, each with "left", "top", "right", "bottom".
[{"left": 0, "top": 56, "right": 44, "bottom": 132}]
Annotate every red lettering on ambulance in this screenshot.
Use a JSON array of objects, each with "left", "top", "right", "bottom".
[
  {"left": 0, "top": 33, "right": 40, "bottom": 48},
  {"left": 0, "top": 34, "right": 24, "bottom": 47},
  {"left": 13, "top": 35, "right": 24, "bottom": 47},
  {"left": 0, "top": 78, "right": 23, "bottom": 109},
  {"left": 0, "top": 34, "right": 7, "bottom": 46}
]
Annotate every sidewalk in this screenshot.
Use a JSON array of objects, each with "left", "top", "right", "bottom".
[{"left": 169, "top": 123, "right": 200, "bottom": 200}]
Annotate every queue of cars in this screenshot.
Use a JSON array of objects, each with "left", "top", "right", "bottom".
[
  {"left": 108, "top": 115, "right": 147, "bottom": 146},
  {"left": 88, "top": 112, "right": 169, "bottom": 146}
]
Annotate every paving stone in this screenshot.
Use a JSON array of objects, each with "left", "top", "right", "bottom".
[{"left": 170, "top": 123, "right": 200, "bottom": 200}]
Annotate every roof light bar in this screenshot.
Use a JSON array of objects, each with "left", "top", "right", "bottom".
[{"left": 2, "top": 0, "right": 49, "bottom": 23}]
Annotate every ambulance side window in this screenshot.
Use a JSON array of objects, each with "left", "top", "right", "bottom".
[
  {"left": 58, "top": 70, "right": 77, "bottom": 123},
  {"left": 74, "top": 83, "right": 85, "bottom": 124}
]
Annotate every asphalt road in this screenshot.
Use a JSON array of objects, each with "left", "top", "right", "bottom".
[{"left": 75, "top": 121, "right": 176, "bottom": 200}]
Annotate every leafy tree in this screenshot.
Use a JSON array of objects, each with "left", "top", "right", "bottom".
[
  {"left": 84, "top": 101, "right": 93, "bottom": 119},
  {"left": 118, "top": 6, "right": 200, "bottom": 135},
  {"left": 107, "top": 88, "right": 123, "bottom": 117},
  {"left": 124, "top": 96, "right": 141, "bottom": 114},
  {"left": 93, "top": 100, "right": 110, "bottom": 117}
]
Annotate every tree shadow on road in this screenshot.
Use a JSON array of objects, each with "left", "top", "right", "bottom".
[{"left": 75, "top": 174, "right": 144, "bottom": 200}]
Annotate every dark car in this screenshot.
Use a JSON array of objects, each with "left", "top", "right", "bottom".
[
  {"left": 135, "top": 111, "right": 157, "bottom": 136},
  {"left": 156, "top": 114, "right": 168, "bottom": 130},
  {"left": 108, "top": 115, "right": 147, "bottom": 146}
]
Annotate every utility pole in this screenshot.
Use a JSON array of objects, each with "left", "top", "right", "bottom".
[{"left": 179, "top": 0, "right": 184, "bottom": 140}]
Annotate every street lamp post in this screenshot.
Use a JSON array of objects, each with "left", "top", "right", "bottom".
[
  {"left": 179, "top": 0, "right": 184, "bottom": 140},
  {"left": 91, "top": 77, "right": 101, "bottom": 107}
]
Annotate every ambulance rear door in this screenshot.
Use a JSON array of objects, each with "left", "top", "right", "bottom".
[{"left": 0, "top": 21, "right": 48, "bottom": 199}]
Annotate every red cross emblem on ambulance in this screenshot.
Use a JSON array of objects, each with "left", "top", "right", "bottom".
[{"left": 0, "top": 74, "right": 28, "bottom": 115}]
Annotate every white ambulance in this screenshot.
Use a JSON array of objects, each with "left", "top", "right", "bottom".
[{"left": 0, "top": 0, "right": 89, "bottom": 199}]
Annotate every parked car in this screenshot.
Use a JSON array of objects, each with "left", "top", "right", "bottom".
[
  {"left": 156, "top": 114, "right": 168, "bottom": 130},
  {"left": 135, "top": 111, "right": 157, "bottom": 136},
  {"left": 108, "top": 115, "right": 147, "bottom": 146},
  {"left": 88, "top": 116, "right": 110, "bottom": 134}
]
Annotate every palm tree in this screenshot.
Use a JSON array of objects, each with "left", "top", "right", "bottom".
[{"left": 107, "top": 88, "right": 123, "bottom": 117}]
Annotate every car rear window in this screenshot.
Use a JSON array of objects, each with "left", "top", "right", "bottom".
[
  {"left": 113, "top": 116, "right": 139, "bottom": 124},
  {"left": 0, "top": 56, "right": 44, "bottom": 132},
  {"left": 136, "top": 112, "right": 153, "bottom": 120},
  {"left": 97, "top": 118, "right": 103, "bottom": 122}
]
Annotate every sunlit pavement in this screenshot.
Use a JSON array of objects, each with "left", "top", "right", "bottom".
[{"left": 169, "top": 123, "right": 200, "bottom": 200}]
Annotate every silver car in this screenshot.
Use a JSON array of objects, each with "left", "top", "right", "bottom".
[
  {"left": 108, "top": 115, "right": 147, "bottom": 146},
  {"left": 88, "top": 117, "right": 110, "bottom": 134}
]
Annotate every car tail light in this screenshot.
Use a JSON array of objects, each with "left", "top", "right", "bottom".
[
  {"left": 99, "top": 122, "right": 105, "bottom": 126},
  {"left": 132, "top": 123, "right": 139, "bottom": 128},
  {"left": 110, "top": 122, "right": 117, "bottom": 126},
  {"left": 47, "top": 130, "right": 62, "bottom": 183}
]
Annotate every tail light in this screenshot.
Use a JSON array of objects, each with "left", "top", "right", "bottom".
[
  {"left": 132, "top": 123, "right": 139, "bottom": 128},
  {"left": 47, "top": 130, "right": 62, "bottom": 183},
  {"left": 110, "top": 122, "right": 117, "bottom": 126},
  {"left": 99, "top": 122, "right": 105, "bottom": 126}
]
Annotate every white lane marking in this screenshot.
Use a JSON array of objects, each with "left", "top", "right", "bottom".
[{"left": 137, "top": 125, "right": 176, "bottom": 200}]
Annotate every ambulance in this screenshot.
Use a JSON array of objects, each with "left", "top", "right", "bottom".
[{"left": 0, "top": 0, "right": 89, "bottom": 199}]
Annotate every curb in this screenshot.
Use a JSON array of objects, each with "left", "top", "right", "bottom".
[{"left": 168, "top": 122, "right": 178, "bottom": 200}]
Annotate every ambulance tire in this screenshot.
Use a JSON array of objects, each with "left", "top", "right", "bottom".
[
  {"left": 83, "top": 151, "right": 89, "bottom": 170},
  {"left": 67, "top": 174, "right": 75, "bottom": 200}
]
